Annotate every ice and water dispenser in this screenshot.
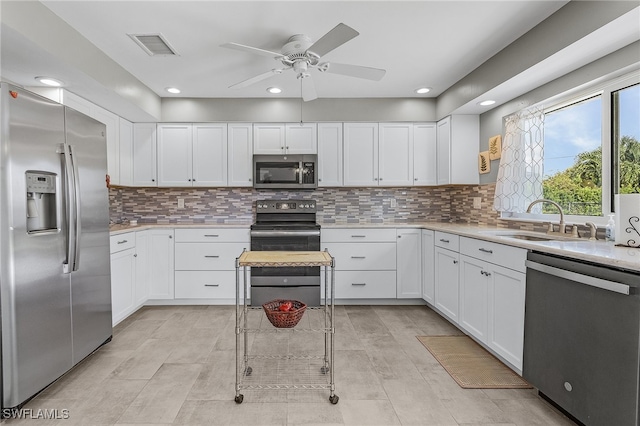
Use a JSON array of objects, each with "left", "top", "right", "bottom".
[{"left": 26, "top": 171, "right": 57, "bottom": 233}]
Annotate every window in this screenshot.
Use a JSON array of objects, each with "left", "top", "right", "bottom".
[{"left": 612, "top": 83, "right": 640, "bottom": 198}]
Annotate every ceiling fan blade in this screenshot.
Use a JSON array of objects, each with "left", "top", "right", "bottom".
[
  {"left": 306, "top": 23, "right": 359, "bottom": 58},
  {"left": 324, "top": 62, "right": 386, "bottom": 81},
  {"left": 301, "top": 77, "right": 318, "bottom": 102},
  {"left": 229, "top": 69, "right": 283, "bottom": 89},
  {"left": 221, "top": 42, "right": 284, "bottom": 59}
]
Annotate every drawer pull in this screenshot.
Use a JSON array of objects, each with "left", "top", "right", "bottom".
[
  {"left": 204, "top": 255, "right": 220, "bottom": 258},
  {"left": 480, "top": 270, "right": 492, "bottom": 277},
  {"left": 351, "top": 256, "right": 366, "bottom": 259},
  {"left": 351, "top": 283, "right": 366, "bottom": 286},
  {"left": 204, "top": 284, "right": 220, "bottom": 287},
  {"left": 204, "top": 234, "right": 220, "bottom": 237},
  {"left": 439, "top": 238, "right": 450, "bottom": 243},
  {"left": 351, "top": 235, "right": 366, "bottom": 238},
  {"left": 478, "top": 248, "right": 493, "bottom": 254},
  {"left": 117, "top": 239, "right": 128, "bottom": 244}
]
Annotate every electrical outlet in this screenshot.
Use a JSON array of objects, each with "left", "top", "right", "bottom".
[
  {"left": 472, "top": 197, "right": 482, "bottom": 209},
  {"left": 177, "top": 198, "right": 185, "bottom": 209},
  {"left": 390, "top": 198, "right": 397, "bottom": 208}
]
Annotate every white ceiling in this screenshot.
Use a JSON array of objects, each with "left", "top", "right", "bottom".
[{"left": 39, "top": 1, "right": 569, "bottom": 101}]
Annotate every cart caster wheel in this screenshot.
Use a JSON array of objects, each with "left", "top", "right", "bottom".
[
  {"left": 329, "top": 394, "right": 339, "bottom": 404},
  {"left": 320, "top": 366, "right": 330, "bottom": 374},
  {"left": 244, "top": 366, "right": 252, "bottom": 376},
  {"left": 235, "top": 394, "right": 244, "bottom": 404}
]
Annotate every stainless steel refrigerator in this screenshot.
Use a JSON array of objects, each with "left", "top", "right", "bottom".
[{"left": 0, "top": 83, "right": 112, "bottom": 409}]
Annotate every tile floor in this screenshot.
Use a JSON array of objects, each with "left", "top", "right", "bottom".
[{"left": 4, "top": 305, "right": 576, "bottom": 425}]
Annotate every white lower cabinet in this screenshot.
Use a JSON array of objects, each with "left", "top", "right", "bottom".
[
  {"left": 174, "top": 228, "right": 250, "bottom": 300},
  {"left": 421, "top": 230, "right": 435, "bottom": 304},
  {"left": 459, "top": 254, "right": 489, "bottom": 342},
  {"left": 148, "top": 229, "right": 175, "bottom": 299},
  {"left": 434, "top": 246, "right": 459, "bottom": 323},
  {"left": 134, "top": 231, "right": 149, "bottom": 307},
  {"left": 110, "top": 233, "right": 136, "bottom": 326},
  {"left": 396, "top": 228, "right": 422, "bottom": 298}
]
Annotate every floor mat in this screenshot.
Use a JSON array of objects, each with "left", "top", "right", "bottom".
[{"left": 417, "top": 335, "right": 532, "bottom": 389}]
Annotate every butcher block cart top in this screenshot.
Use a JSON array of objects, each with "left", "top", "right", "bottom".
[{"left": 237, "top": 250, "right": 333, "bottom": 267}]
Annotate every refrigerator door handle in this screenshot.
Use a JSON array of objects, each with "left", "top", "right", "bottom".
[
  {"left": 61, "top": 144, "right": 81, "bottom": 273},
  {"left": 68, "top": 144, "right": 82, "bottom": 272}
]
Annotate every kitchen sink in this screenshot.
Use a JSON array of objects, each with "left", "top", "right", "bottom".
[{"left": 480, "top": 230, "right": 574, "bottom": 242}]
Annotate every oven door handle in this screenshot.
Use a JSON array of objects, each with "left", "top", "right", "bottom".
[{"left": 250, "top": 229, "right": 320, "bottom": 237}]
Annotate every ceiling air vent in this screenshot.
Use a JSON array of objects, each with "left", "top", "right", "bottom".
[{"left": 128, "top": 33, "right": 178, "bottom": 56}]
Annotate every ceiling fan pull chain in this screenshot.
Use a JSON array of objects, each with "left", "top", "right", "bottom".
[{"left": 300, "top": 78, "right": 304, "bottom": 125}]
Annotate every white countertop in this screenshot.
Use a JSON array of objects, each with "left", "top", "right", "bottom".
[{"left": 110, "top": 222, "right": 640, "bottom": 272}]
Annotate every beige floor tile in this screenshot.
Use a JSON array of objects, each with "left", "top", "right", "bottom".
[
  {"left": 286, "top": 402, "right": 344, "bottom": 425},
  {"left": 382, "top": 378, "right": 458, "bottom": 425},
  {"left": 493, "top": 398, "right": 577, "bottom": 426},
  {"left": 338, "top": 400, "right": 401, "bottom": 425},
  {"left": 109, "top": 339, "right": 176, "bottom": 380},
  {"left": 174, "top": 400, "right": 288, "bottom": 425},
  {"left": 442, "top": 396, "right": 512, "bottom": 424}
]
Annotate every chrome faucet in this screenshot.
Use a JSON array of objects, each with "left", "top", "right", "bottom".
[{"left": 526, "top": 199, "right": 565, "bottom": 235}]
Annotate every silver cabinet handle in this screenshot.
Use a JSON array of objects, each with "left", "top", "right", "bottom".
[
  {"left": 479, "top": 248, "right": 493, "bottom": 254},
  {"left": 117, "top": 240, "right": 128, "bottom": 244},
  {"left": 204, "top": 284, "right": 220, "bottom": 287},
  {"left": 351, "top": 256, "right": 366, "bottom": 259},
  {"left": 440, "top": 239, "right": 450, "bottom": 243},
  {"left": 351, "top": 283, "right": 366, "bottom": 286},
  {"left": 480, "top": 270, "right": 492, "bottom": 276},
  {"left": 204, "top": 255, "right": 220, "bottom": 258},
  {"left": 204, "top": 234, "right": 219, "bottom": 237},
  {"left": 351, "top": 235, "right": 366, "bottom": 238}
]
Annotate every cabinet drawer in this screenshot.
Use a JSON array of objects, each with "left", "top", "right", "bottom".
[
  {"left": 460, "top": 237, "right": 527, "bottom": 273},
  {"left": 175, "top": 242, "right": 248, "bottom": 270},
  {"left": 174, "top": 271, "right": 238, "bottom": 299},
  {"left": 434, "top": 231, "right": 460, "bottom": 251},
  {"left": 323, "top": 243, "right": 396, "bottom": 270},
  {"left": 174, "top": 228, "right": 250, "bottom": 243},
  {"left": 335, "top": 271, "right": 396, "bottom": 299},
  {"left": 322, "top": 228, "right": 396, "bottom": 243},
  {"left": 110, "top": 233, "right": 136, "bottom": 254}
]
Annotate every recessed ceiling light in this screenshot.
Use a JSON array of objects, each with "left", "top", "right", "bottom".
[
  {"left": 35, "top": 77, "right": 63, "bottom": 87},
  {"left": 478, "top": 100, "right": 496, "bottom": 106},
  {"left": 267, "top": 87, "right": 282, "bottom": 94},
  {"left": 414, "top": 87, "right": 431, "bottom": 94},
  {"left": 166, "top": 87, "right": 181, "bottom": 94}
]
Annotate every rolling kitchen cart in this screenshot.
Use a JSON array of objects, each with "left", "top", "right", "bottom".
[{"left": 234, "top": 250, "right": 338, "bottom": 404}]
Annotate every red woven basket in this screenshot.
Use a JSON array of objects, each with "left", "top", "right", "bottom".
[{"left": 262, "top": 299, "right": 307, "bottom": 328}]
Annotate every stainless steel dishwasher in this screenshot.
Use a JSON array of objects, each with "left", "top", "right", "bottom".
[{"left": 523, "top": 251, "right": 640, "bottom": 426}]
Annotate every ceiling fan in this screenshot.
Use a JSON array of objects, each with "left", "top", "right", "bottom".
[{"left": 221, "top": 23, "right": 386, "bottom": 102}]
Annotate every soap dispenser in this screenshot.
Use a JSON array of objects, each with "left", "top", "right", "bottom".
[{"left": 605, "top": 214, "right": 616, "bottom": 242}]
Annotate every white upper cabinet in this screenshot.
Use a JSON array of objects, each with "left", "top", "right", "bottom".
[
  {"left": 379, "top": 123, "right": 414, "bottom": 186},
  {"left": 343, "top": 123, "right": 379, "bottom": 186},
  {"left": 414, "top": 123, "right": 437, "bottom": 186},
  {"left": 157, "top": 123, "right": 228, "bottom": 187},
  {"left": 437, "top": 115, "right": 479, "bottom": 185},
  {"left": 317, "top": 123, "right": 343, "bottom": 187},
  {"left": 253, "top": 123, "right": 317, "bottom": 154},
  {"left": 119, "top": 118, "right": 134, "bottom": 186},
  {"left": 193, "top": 124, "right": 227, "bottom": 186},
  {"left": 228, "top": 123, "right": 253, "bottom": 187},
  {"left": 157, "top": 124, "right": 192, "bottom": 187},
  {"left": 132, "top": 123, "right": 157, "bottom": 186}
]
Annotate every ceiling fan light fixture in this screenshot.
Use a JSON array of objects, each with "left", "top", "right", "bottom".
[
  {"left": 166, "top": 87, "right": 181, "bottom": 94},
  {"left": 36, "top": 77, "right": 63, "bottom": 87},
  {"left": 415, "top": 87, "right": 431, "bottom": 94},
  {"left": 267, "top": 87, "right": 282, "bottom": 94},
  {"left": 478, "top": 100, "right": 496, "bottom": 106}
]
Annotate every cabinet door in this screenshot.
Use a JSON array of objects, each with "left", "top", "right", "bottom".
[
  {"left": 132, "top": 123, "right": 157, "bottom": 186},
  {"left": 134, "top": 231, "right": 149, "bottom": 307},
  {"left": 488, "top": 264, "right": 526, "bottom": 370},
  {"left": 193, "top": 124, "right": 227, "bottom": 186},
  {"left": 397, "top": 228, "right": 422, "bottom": 298},
  {"left": 285, "top": 123, "right": 317, "bottom": 154},
  {"left": 449, "top": 115, "right": 479, "bottom": 185},
  {"left": 422, "top": 230, "right": 435, "bottom": 304},
  {"left": 253, "top": 123, "right": 285, "bottom": 154},
  {"left": 90, "top": 105, "right": 120, "bottom": 186},
  {"left": 119, "top": 118, "right": 134, "bottom": 186},
  {"left": 459, "top": 254, "right": 489, "bottom": 343},
  {"left": 157, "top": 124, "right": 193, "bottom": 187},
  {"left": 414, "top": 123, "right": 437, "bottom": 186},
  {"left": 379, "top": 123, "right": 413, "bottom": 186},
  {"left": 110, "top": 248, "right": 135, "bottom": 326},
  {"left": 434, "top": 246, "right": 459, "bottom": 323},
  {"left": 317, "top": 123, "right": 343, "bottom": 187},
  {"left": 436, "top": 117, "right": 451, "bottom": 185},
  {"left": 343, "top": 123, "right": 379, "bottom": 186},
  {"left": 148, "top": 230, "right": 175, "bottom": 299},
  {"left": 228, "top": 123, "right": 253, "bottom": 187}
]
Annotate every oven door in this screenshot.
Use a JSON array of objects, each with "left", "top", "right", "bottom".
[{"left": 250, "top": 229, "right": 320, "bottom": 287}]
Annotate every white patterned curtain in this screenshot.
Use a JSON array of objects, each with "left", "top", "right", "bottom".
[{"left": 493, "top": 106, "right": 545, "bottom": 213}]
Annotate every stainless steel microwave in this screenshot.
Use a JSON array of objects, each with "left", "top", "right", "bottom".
[{"left": 253, "top": 154, "right": 317, "bottom": 189}]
